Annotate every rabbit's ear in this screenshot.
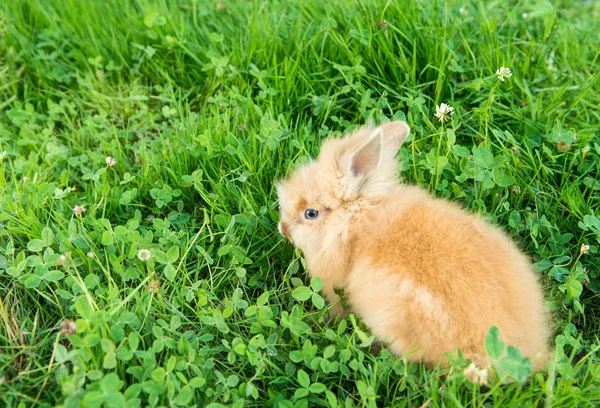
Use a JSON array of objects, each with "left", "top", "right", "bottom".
[
  {"left": 348, "top": 128, "right": 383, "bottom": 177},
  {"left": 379, "top": 121, "right": 410, "bottom": 160}
]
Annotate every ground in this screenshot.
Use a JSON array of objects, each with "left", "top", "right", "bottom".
[{"left": 0, "top": 0, "right": 599, "bottom": 407}]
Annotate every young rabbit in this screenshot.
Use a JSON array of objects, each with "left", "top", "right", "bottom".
[{"left": 276, "top": 121, "right": 551, "bottom": 371}]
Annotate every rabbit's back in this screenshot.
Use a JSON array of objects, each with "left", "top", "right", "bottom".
[{"left": 345, "top": 185, "right": 550, "bottom": 368}]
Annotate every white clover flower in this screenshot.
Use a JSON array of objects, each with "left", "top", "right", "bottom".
[
  {"left": 545, "top": 51, "right": 556, "bottom": 72},
  {"left": 581, "top": 244, "right": 590, "bottom": 255},
  {"left": 23, "top": 176, "right": 30, "bottom": 183},
  {"left": 557, "top": 140, "right": 571, "bottom": 152},
  {"left": 522, "top": 13, "right": 529, "bottom": 19},
  {"left": 56, "top": 255, "right": 67, "bottom": 266},
  {"left": 496, "top": 66, "right": 513, "bottom": 81},
  {"left": 59, "top": 319, "right": 77, "bottom": 336},
  {"left": 106, "top": 156, "right": 117, "bottom": 166},
  {"left": 463, "top": 362, "right": 477, "bottom": 376},
  {"left": 73, "top": 205, "right": 86, "bottom": 216},
  {"left": 148, "top": 279, "right": 161, "bottom": 293},
  {"left": 434, "top": 103, "right": 455, "bottom": 123},
  {"left": 463, "top": 362, "right": 489, "bottom": 385},
  {"left": 582, "top": 145, "right": 590, "bottom": 158},
  {"left": 137, "top": 249, "right": 152, "bottom": 261},
  {"left": 474, "top": 367, "right": 488, "bottom": 384},
  {"left": 87, "top": 251, "right": 95, "bottom": 258}
]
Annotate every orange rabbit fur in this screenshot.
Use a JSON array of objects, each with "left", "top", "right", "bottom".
[{"left": 276, "top": 121, "right": 551, "bottom": 371}]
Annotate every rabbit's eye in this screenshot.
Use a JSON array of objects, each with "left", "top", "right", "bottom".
[{"left": 304, "top": 209, "right": 319, "bottom": 220}]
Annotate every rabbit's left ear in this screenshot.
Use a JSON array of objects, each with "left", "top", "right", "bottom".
[
  {"left": 347, "top": 121, "right": 410, "bottom": 179},
  {"left": 378, "top": 121, "right": 410, "bottom": 160},
  {"left": 348, "top": 128, "right": 383, "bottom": 178}
]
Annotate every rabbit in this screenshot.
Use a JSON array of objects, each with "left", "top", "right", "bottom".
[{"left": 276, "top": 120, "right": 551, "bottom": 372}]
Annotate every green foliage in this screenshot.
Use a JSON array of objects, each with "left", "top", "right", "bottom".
[
  {"left": 485, "top": 326, "right": 533, "bottom": 382},
  {"left": 0, "top": 0, "right": 599, "bottom": 406}
]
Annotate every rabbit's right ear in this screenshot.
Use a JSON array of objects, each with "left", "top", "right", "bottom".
[{"left": 378, "top": 121, "right": 410, "bottom": 161}]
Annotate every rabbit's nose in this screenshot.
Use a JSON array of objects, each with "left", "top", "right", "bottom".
[{"left": 278, "top": 221, "right": 291, "bottom": 240}]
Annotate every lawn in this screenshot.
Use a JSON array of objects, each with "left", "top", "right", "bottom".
[{"left": 0, "top": 0, "right": 599, "bottom": 406}]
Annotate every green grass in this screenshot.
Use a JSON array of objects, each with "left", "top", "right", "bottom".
[{"left": 0, "top": 0, "right": 599, "bottom": 406}]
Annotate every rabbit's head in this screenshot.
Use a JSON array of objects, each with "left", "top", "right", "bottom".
[{"left": 276, "top": 121, "right": 410, "bottom": 261}]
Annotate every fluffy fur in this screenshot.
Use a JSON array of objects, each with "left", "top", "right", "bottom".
[{"left": 276, "top": 121, "right": 551, "bottom": 371}]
